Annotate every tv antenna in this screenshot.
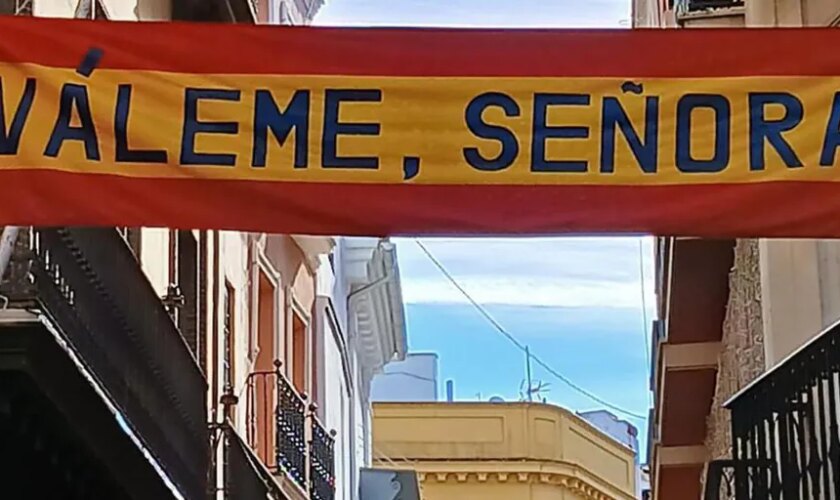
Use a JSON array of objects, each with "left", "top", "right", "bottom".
[{"left": 518, "top": 345, "right": 551, "bottom": 402}]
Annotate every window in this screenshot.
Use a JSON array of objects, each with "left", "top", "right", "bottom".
[
  {"left": 178, "top": 231, "right": 200, "bottom": 362},
  {"left": 1, "top": 0, "right": 33, "bottom": 16},
  {"left": 291, "top": 310, "right": 306, "bottom": 393},
  {"left": 223, "top": 282, "right": 235, "bottom": 392},
  {"left": 256, "top": 270, "right": 276, "bottom": 369}
]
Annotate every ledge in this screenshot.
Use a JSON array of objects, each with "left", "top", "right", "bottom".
[
  {"left": 405, "top": 464, "right": 635, "bottom": 500},
  {"left": 343, "top": 239, "right": 407, "bottom": 388},
  {"left": 656, "top": 445, "right": 708, "bottom": 466},
  {"left": 661, "top": 341, "right": 721, "bottom": 370}
]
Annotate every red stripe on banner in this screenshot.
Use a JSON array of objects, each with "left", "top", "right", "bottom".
[
  {"left": 0, "top": 170, "right": 839, "bottom": 238},
  {"left": 1, "top": 17, "right": 840, "bottom": 77}
]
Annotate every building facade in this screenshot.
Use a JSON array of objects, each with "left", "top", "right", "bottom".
[
  {"left": 372, "top": 402, "right": 637, "bottom": 500},
  {"left": 0, "top": 3, "right": 412, "bottom": 500},
  {"left": 0, "top": 4, "right": 253, "bottom": 499},
  {"left": 637, "top": 4, "right": 840, "bottom": 500},
  {"left": 250, "top": 0, "right": 324, "bottom": 24}
]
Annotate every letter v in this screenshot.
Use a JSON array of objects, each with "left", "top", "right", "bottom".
[{"left": 0, "top": 78, "right": 36, "bottom": 155}]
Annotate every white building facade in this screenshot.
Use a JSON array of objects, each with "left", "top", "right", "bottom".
[{"left": 316, "top": 238, "right": 407, "bottom": 500}]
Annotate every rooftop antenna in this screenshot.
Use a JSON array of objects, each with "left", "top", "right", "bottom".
[{"left": 520, "top": 346, "right": 551, "bottom": 402}]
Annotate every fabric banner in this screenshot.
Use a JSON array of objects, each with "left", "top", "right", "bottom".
[{"left": 2, "top": 17, "right": 840, "bottom": 236}]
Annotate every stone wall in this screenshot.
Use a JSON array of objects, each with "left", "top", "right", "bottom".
[{"left": 705, "top": 239, "right": 766, "bottom": 462}]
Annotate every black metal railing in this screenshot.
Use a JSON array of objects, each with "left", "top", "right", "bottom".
[
  {"left": 310, "top": 414, "right": 336, "bottom": 500},
  {"left": 687, "top": 0, "right": 744, "bottom": 11},
  {"left": 276, "top": 366, "right": 308, "bottom": 489},
  {"left": 245, "top": 361, "right": 337, "bottom": 498},
  {"left": 0, "top": 227, "right": 208, "bottom": 499},
  {"left": 705, "top": 322, "right": 840, "bottom": 499}
]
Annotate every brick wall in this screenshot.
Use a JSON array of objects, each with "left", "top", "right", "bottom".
[{"left": 705, "top": 239, "right": 765, "bottom": 462}]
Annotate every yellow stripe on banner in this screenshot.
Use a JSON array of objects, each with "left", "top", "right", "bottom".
[{"left": 3, "top": 63, "right": 840, "bottom": 185}]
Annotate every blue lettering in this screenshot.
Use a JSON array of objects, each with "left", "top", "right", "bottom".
[
  {"left": 531, "top": 93, "right": 590, "bottom": 173},
  {"left": 252, "top": 89, "right": 310, "bottom": 168},
  {"left": 0, "top": 77, "right": 35, "bottom": 155},
  {"left": 821, "top": 93, "right": 840, "bottom": 167},
  {"left": 463, "top": 92, "right": 521, "bottom": 171},
  {"left": 180, "top": 88, "right": 240, "bottom": 166},
  {"left": 600, "top": 96, "right": 659, "bottom": 174},
  {"left": 749, "top": 92, "right": 803, "bottom": 170},
  {"left": 115, "top": 84, "right": 167, "bottom": 163},
  {"left": 675, "top": 94, "right": 730, "bottom": 173},
  {"left": 44, "top": 83, "right": 100, "bottom": 161},
  {"left": 322, "top": 89, "right": 381, "bottom": 169}
]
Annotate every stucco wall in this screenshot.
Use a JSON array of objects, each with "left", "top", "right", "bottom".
[
  {"left": 705, "top": 239, "right": 765, "bottom": 462},
  {"left": 373, "top": 402, "right": 636, "bottom": 500}
]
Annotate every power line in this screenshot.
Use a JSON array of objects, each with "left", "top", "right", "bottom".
[{"left": 415, "top": 239, "right": 646, "bottom": 421}]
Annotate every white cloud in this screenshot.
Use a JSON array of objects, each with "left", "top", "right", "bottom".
[
  {"left": 315, "top": 0, "right": 631, "bottom": 28},
  {"left": 404, "top": 276, "right": 647, "bottom": 308},
  {"left": 395, "top": 237, "right": 655, "bottom": 310}
]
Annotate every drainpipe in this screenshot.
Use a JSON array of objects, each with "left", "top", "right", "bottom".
[{"left": 0, "top": 226, "right": 20, "bottom": 282}]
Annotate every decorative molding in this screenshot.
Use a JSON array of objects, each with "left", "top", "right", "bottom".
[
  {"left": 343, "top": 238, "right": 407, "bottom": 392},
  {"left": 417, "top": 470, "right": 619, "bottom": 500},
  {"left": 291, "top": 235, "right": 335, "bottom": 272}
]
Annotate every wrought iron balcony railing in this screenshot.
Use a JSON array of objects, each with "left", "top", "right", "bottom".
[
  {"left": 705, "top": 321, "right": 840, "bottom": 500},
  {"left": 0, "top": 227, "right": 208, "bottom": 499},
  {"left": 675, "top": 0, "right": 744, "bottom": 15},
  {"left": 245, "top": 361, "right": 336, "bottom": 498},
  {"left": 310, "top": 414, "right": 337, "bottom": 500},
  {"left": 276, "top": 365, "right": 308, "bottom": 489}
]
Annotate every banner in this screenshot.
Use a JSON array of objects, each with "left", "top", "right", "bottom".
[{"left": 2, "top": 17, "right": 840, "bottom": 236}]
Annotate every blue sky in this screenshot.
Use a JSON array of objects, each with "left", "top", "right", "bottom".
[
  {"left": 395, "top": 238, "right": 654, "bottom": 447},
  {"left": 314, "top": 0, "right": 650, "bottom": 451}
]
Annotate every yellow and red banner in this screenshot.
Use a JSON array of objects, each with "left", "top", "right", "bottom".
[{"left": 3, "top": 17, "right": 840, "bottom": 236}]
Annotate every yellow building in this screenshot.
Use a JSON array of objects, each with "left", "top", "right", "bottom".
[{"left": 372, "top": 402, "right": 637, "bottom": 500}]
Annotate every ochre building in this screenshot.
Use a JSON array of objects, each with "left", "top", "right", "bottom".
[{"left": 372, "top": 402, "right": 637, "bottom": 500}]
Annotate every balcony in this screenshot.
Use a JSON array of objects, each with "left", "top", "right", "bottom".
[
  {"left": 310, "top": 415, "right": 336, "bottom": 500},
  {"left": 685, "top": 0, "right": 744, "bottom": 11},
  {"left": 705, "top": 320, "right": 840, "bottom": 499},
  {"left": 0, "top": 227, "right": 207, "bottom": 498},
  {"left": 172, "top": 0, "right": 256, "bottom": 22},
  {"left": 245, "top": 361, "right": 336, "bottom": 499},
  {"left": 675, "top": 0, "right": 745, "bottom": 26}
]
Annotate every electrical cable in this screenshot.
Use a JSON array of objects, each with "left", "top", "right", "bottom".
[{"left": 415, "top": 239, "right": 647, "bottom": 421}]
